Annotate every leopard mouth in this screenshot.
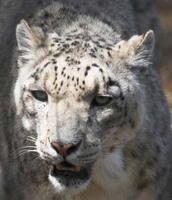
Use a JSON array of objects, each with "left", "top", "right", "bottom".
[{"left": 50, "top": 161, "right": 92, "bottom": 187}]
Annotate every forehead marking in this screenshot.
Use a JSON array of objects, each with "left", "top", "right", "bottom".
[
  {"left": 30, "top": 61, "right": 50, "bottom": 80},
  {"left": 54, "top": 66, "right": 58, "bottom": 71},
  {"left": 84, "top": 66, "right": 91, "bottom": 76},
  {"left": 55, "top": 84, "right": 58, "bottom": 89},
  {"left": 36, "top": 33, "right": 117, "bottom": 95},
  {"left": 89, "top": 53, "right": 97, "bottom": 58},
  {"left": 43, "top": 62, "right": 50, "bottom": 68},
  {"left": 92, "top": 63, "right": 99, "bottom": 68},
  {"left": 108, "top": 51, "right": 112, "bottom": 58},
  {"left": 51, "top": 59, "right": 57, "bottom": 64},
  {"left": 53, "top": 52, "right": 61, "bottom": 57}
]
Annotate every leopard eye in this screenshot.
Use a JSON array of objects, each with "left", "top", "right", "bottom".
[
  {"left": 30, "top": 90, "right": 48, "bottom": 102},
  {"left": 92, "top": 95, "right": 113, "bottom": 106}
]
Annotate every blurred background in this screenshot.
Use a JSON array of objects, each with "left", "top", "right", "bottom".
[{"left": 157, "top": 0, "right": 172, "bottom": 108}]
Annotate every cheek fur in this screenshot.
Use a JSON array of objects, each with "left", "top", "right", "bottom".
[
  {"left": 96, "top": 108, "right": 114, "bottom": 123},
  {"left": 23, "top": 94, "right": 36, "bottom": 115},
  {"left": 22, "top": 115, "right": 35, "bottom": 131},
  {"left": 14, "top": 81, "right": 24, "bottom": 115}
]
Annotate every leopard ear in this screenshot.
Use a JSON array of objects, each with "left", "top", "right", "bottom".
[
  {"left": 16, "top": 20, "right": 46, "bottom": 66},
  {"left": 113, "top": 30, "right": 155, "bottom": 69}
]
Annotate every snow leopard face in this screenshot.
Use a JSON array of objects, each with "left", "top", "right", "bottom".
[{"left": 14, "top": 20, "right": 154, "bottom": 193}]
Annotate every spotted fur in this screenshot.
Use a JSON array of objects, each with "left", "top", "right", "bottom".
[{"left": 13, "top": 2, "right": 171, "bottom": 200}]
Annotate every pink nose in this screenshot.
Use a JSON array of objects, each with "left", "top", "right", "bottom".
[{"left": 51, "top": 141, "right": 81, "bottom": 157}]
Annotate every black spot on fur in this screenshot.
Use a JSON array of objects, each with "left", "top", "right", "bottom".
[
  {"left": 106, "top": 47, "right": 112, "bottom": 50},
  {"left": 76, "top": 78, "right": 79, "bottom": 84},
  {"left": 52, "top": 59, "right": 57, "bottom": 64},
  {"left": 86, "top": 66, "right": 91, "bottom": 71},
  {"left": 54, "top": 39, "right": 60, "bottom": 43},
  {"left": 35, "top": 75, "right": 39, "bottom": 81},
  {"left": 106, "top": 62, "right": 110, "bottom": 67},
  {"left": 44, "top": 62, "right": 50, "bottom": 68},
  {"left": 84, "top": 66, "right": 91, "bottom": 76},
  {"left": 92, "top": 63, "right": 99, "bottom": 68},
  {"left": 71, "top": 41, "right": 80, "bottom": 46},
  {"left": 53, "top": 52, "right": 61, "bottom": 57},
  {"left": 99, "top": 68, "right": 103, "bottom": 73},
  {"left": 63, "top": 44, "right": 70, "bottom": 48},
  {"left": 79, "top": 86, "right": 84, "bottom": 90},
  {"left": 65, "top": 48, "right": 72, "bottom": 54},
  {"left": 66, "top": 38, "right": 72, "bottom": 41},
  {"left": 97, "top": 44, "right": 103, "bottom": 48},
  {"left": 108, "top": 51, "right": 112, "bottom": 58},
  {"left": 89, "top": 53, "right": 97, "bottom": 58}
]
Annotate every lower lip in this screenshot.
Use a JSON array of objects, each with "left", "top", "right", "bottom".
[{"left": 50, "top": 165, "right": 91, "bottom": 181}]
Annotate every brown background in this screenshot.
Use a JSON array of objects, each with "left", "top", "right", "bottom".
[{"left": 158, "top": 0, "right": 172, "bottom": 108}]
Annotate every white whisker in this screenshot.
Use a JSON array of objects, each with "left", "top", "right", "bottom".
[
  {"left": 16, "top": 149, "right": 38, "bottom": 159},
  {"left": 27, "top": 136, "right": 37, "bottom": 141},
  {"left": 18, "top": 146, "right": 37, "bottom": 150}
]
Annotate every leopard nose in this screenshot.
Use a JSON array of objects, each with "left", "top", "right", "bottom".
[{"left": 51, "top": 140, "right": 82, "bottom": 157}]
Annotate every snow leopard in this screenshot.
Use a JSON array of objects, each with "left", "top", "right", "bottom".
[{"left": 11, "top": 1, "right": 171, "bottom": 200}]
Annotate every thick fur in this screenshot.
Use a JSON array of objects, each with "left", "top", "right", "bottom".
[{"left": 10, "top": 1, "right": 171, "bottom": 200}]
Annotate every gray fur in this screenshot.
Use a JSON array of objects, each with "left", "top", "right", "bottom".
[{"left": 0, "top": 0, "right": 170, "bottom": 200}]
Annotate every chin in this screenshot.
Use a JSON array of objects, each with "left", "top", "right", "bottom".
[{"left": 48, "top": 165, "right": 92, "bottom": 194}]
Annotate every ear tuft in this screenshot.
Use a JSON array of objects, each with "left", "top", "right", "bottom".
[
  {"left": 135, "top": 30, "right": 155, "bottom": 59},
  {"left": 113, "top": 30, "right": 155, "bottom": 69},
  {"left": 16, "top": 20, "right": 46, "bottom": 66},
  {"left": 132, "top": 30, "right": 155, "bottom": 68}
]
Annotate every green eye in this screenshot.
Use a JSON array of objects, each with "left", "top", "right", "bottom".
[
  {"left": 30, "top": 90, "right": 48, "bottom": 102},
  {"left": 92, "top": 95, "right": 113, "bottom": 106}
]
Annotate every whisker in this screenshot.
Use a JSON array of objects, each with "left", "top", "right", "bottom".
[
  {"left": 26, "top": 138, "right": 36, "bottom": 143},
  {"left": 18, "top": 146, "right": 37, "bottom": 150},
  {"left": 18, "top": 149, "right": 37, "bottom": 154},
  {"left": 16, "top": 150, "right": 38, "bottom": 159},
  {"left": 27, "top": 136, "right": 37, "bottom": 140},
  {"left": 18, "top": 149, "right": 38, "bottom": 154},
  {"left": 31, "top": 156, "right": 41, "bottom": 162},
  {"left": 26, "top": 136, "right": 37, "bottom": 143}
]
